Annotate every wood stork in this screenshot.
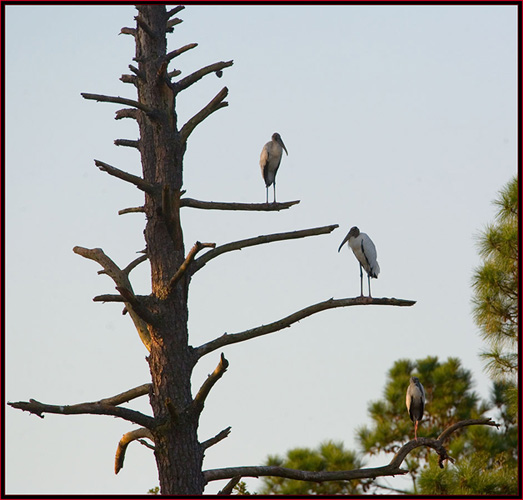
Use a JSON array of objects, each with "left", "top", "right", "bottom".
[
  {"left": 338, "top": 226, "right": 380, "bottom": 297},
  {"left": 260, "top": 132, "right": 288, "bottom": 203},
  {"left": 406, "top": 376, "right": 425, "bottom": 440}
]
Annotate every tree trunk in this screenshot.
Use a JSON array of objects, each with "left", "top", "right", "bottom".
[{"left": 134, "top": 6, "right": 203, "bottom": 494}]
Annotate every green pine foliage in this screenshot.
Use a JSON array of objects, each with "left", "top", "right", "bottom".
[
  {"left": 259, "top": 440, "right": 365, "bottom": 495},
  {"left": 472, "top": 176, "right": 518, "bottom": 384},
  {"left": 357, "top": 356, "right": 485, "bottom": 459}
]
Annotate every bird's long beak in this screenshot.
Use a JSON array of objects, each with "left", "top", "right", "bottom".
[
  {"left": 338, "top": 233, "right": 350, "bottom": 253},
  {"left": 278, "top": 137, "right": 288, "bottom": 155}
]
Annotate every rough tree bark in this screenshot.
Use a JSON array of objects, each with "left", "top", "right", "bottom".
[{"left": 12, "top": 6, "right": 500, "bottom": 495}]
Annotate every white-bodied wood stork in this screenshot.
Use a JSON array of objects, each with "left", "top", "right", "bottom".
[
  {"left": 260, "top": 132, "right": 288, "bottom": 203},
  {"left": 338, "top": 226, "right": 380, "bottom": 297},
  {"left": 406, "top": 376, "right": 425, "bottom": 440}
]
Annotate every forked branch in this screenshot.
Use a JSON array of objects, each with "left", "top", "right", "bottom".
[
  {"left": 168, "top": 241, "right": 216, "bottom": 292},
  {"left": 196, "top": 296, "right": 416, "bottom": 358},
  {"left": 73, "top": 246, "right": 153, "bottom": 350},
  {"left": 203, "top": 418, "right": 498, "bottom": 485},
  {"left": 190, "top": 224, "right": 339, "bottom": 276},
  {"left": 9, "top": 384, "right": 155, "bottom": 429}
]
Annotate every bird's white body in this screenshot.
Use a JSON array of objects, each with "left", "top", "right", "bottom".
[
  {"left": 260, "top": 132, "right": 288, "bottom": 203},
  {"left": 347, "top": 232, "right": 380, "bottom": 279},
  {"left": 406, "top": 376, "right": 425, "bottom": 440},
  {"left": 338, "top": 226, "right": 380, "bottom": 296}
]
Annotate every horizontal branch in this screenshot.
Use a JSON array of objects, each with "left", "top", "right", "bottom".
[
  {"left": 81, "top": 92, "right": 152, "bottom": 113},
  {"left": 114, "top": 139, "right": 140, "bottom": 149},
  {"left": 94, "top": 160, "right": 156, "bottom": 194},
  {"left": 190, "top": 224, "right": 339, "bottom": 277},
  {"left": 93, "top": 294, "right": 150, "bottom": 303},
  {"left": 8, "top": 397, "right": 155, "bottom": 429},
  {"left": 180, "top": 198, "right": 300, "bottom": 211},
  {"left": 120, "top": 27, "right": 136, "bottom": 36},
  {"left": 203, "top": 418, "right": 497, "bottom": 485},
  {"left": 115, "top": 427, "right": 155, "bottom": 474},
  {"left": 118, "top": 206, "right": 145, "bottom": 215},
  {"left": 175, "top": 60, "right": 234, "bottom": 92},
  {"left": 196, "top": 296, "right": 415, "bottom": 358},
  {"left": 179, "top": 87, "right": 228, "bottom": 144},
  {"left": 115, "top": 108, "right": 139, "bottom": 121}
]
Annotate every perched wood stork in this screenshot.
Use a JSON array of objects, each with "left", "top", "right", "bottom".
[
  {"left": 406, "top": 376, "right": 426, "bottom": 440},
  {"left": 260, "top": 132, "right": 288, "bottom": 203},
  {"left": 338, "top": 226, "right": 380, "bottom": 297}
]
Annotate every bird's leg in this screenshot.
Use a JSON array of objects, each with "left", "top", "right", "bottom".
[
  {"left": 368, "top": 274, "right": 372, "bottom": 298},
  {"left": 273, "top": 181, "right": 277, "bottom": 203},
  {"left": 414, "top": 420, "right": 418, "bottom": 440},
  {"left": 266, "top": 186, "right": 269, "bottom": 204},
  {"left": 359, "top": 264, "right": 364, "bottom": 297}
]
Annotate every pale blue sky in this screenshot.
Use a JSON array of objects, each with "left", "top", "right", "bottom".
[{"left": 6, "top": 4, "right": 518, "bottom": 495}]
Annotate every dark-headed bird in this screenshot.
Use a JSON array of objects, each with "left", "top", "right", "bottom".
[
  {"left": 260, "top": 132, "right": 288, "bottom": 203},
  {"left": 338, "top": 226, "right": 380, "bottom": 297},
  {"left": 406, "top": 376, "right": 425, "bottom": 440}
]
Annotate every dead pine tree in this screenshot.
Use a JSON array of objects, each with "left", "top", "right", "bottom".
[{"left": 9, "top": 5, "right": 498, "bottom": 495}]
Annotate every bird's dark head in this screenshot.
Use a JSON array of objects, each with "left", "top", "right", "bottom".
[
  {"left": 272, "top": 132, "right": 288, "bottom": 155},
  {"left": 348, "top": 226, "right": 360, "bottom": 239},
  {"left": 410, "top": 376, "right": 419, "bottom": 384}
]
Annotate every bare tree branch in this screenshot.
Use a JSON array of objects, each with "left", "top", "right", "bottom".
[
  {"left": 115, "top": 427, "right": 155, "bottom": 474},
  {"left": 81, "top": 92, "right": 152, "bottom": 113},
  {"left": 165, "top": 43, "right": 198, "bottom": 62},
  {"left": 120, "top": 27, "right": 136, "bottom": 36},
  {"left": 116, "top": 286, "right": 157, "bottom": 326},
  {"left": 437, "top": 417, "right": 499, "bottom": 443},
  {"left": 99, "top": 383, "right": 151, "bottom": 406},
  {"left": 114, "top": 138, "right": 140, "bottom": 149},
  {"left": 166, "top": 5, "right": 185, "bottom": 19},
  {"left": 93, "top": 294, "right": 150, "bottom": 303},
  {"left": 123, "top": 254, "right": 149, "bottom": 275},
  {"left": 94, "top": 160, "right": 156, "bottom": 195},
  {"left": 166, "top": 17, "right": 183, "bottom": 31},
  {"left": 168, "top": 241, "right": 216, "bottom": 291},
  {"left": 203, "top": 418, "right": 498, "bottom": 485},
  {"left": 119, "top": 206, "right": 145, "bottom": 215},
  {"left": 120, "top": 74, "right": 138, "bottom": 86},
  {"left": 115, "top": 108, "right": 139, "bottom": 121},
  {"left": 217, "top": 476, "right": 241, "bottom": 495},
  {"left": 190, "top": 224, "right": 339, "bottom": 276},
  {"left": 73, "top": 246, "right": 152, "bottom": 351},
  {"left": 191, "top": 353, "right": 229, "bottom": 416},
  {"left": 179, "top": 87, "right": 228, "bottom": 144},
  {"left": 181, "top": 198, "right": 300, "bottom": 211},
  {"left": 8, "top": 398, "right": 155, "bottom": 429},
  {"left": 196, "top": 296, "right": 416, "bottom": 358},
  {"left": 175, "top": 61, "right": 234, "bottom": 92},
  {"left": 201, "top": 426, "right": 232, "bottom": 451}
]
